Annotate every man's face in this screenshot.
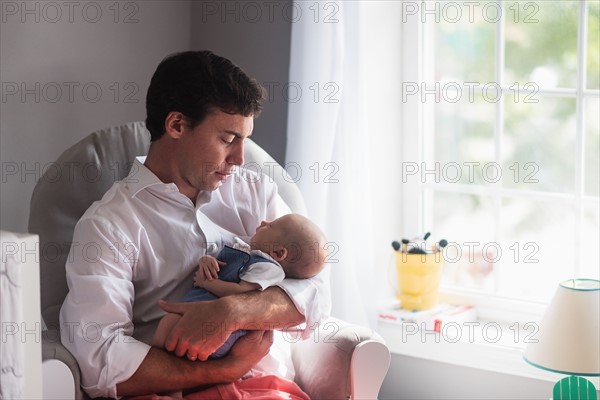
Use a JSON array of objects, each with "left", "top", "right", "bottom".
[{"left": 177, "top": 110, "right": 253, "bottom": 193}]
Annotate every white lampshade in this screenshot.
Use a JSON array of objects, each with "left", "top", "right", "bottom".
[{"left": 524, "top": 279, "right": 600, "bottom": 376}]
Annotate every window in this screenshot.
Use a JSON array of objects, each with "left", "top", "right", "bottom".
[{"left": 401, "top": 0, "right": 599, "bottom": 304}]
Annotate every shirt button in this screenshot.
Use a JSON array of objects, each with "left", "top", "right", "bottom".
[{"left": 207, "top": 243, "right": 217, "bottom": 253}]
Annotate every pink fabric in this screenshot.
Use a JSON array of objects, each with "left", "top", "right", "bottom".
[{"left": 128, "top": 375, "right": 310, "bottom": 400}]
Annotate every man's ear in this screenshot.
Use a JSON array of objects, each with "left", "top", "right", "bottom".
[
  {"left": 164, "top": 111, "right": 187, "bottom": 140},
  {"left": 271, "top": 245, "right": 288, "bottom": 262}
]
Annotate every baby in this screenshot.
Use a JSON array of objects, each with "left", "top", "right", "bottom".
[{"left": 152, "top": 213, "right": 327, "bottom": 358}]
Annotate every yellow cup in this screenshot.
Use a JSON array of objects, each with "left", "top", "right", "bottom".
[{"left": 395, "top": 252, "right": 444, "bottom": 310}]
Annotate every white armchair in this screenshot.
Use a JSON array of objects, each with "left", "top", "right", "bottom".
[{"left": 28, "top": 122, "right": 390, "bottom": 399}]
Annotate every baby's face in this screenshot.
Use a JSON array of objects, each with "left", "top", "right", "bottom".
[{"left": 250, "top": 215, "right": 293, "bottom": 253}]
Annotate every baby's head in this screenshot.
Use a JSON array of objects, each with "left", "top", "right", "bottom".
[{"left": 250, "top": 214, "right": 327, "bottom": 279}]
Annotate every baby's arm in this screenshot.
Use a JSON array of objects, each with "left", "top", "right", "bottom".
[
  {"left": 195, "top": 273, "right": 261, "bottom": 297},
  {"left": 195, "top": 255, "right": 261, "bottom": 297},
  {"left": 198, "top": 255, "right": 225, "bottom": 280}
]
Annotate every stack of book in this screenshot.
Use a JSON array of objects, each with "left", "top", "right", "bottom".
[{"left": 378, "top": 303, "right": 477, "bottom": 332}]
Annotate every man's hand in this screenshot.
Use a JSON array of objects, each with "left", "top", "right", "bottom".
[
  {"left": 159, "top": 288, "right": 304, "bottom": 361},
  {"left": 225, "top": 330, "right": 273, "bottom": 371},
  {"left": 159, "top": 299, "right": 234, "bottom": 361}
]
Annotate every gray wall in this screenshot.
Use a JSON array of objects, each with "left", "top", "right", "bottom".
[
  {"left": 0, "top": 0, "right": 292, "bottom": 233},
  {"left": 0, "top": 1, "right": 192, "bottom": 233},
  {"left": 189, "top": 0, "right": 293, "bottom": 164}
]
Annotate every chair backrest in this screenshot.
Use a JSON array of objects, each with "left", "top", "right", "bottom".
[
  {"left": 28, "top": 122, "right": 151, "bottom": 328},
  {"left": 28, "top": 121, "right": 305, "bottom": 328}
]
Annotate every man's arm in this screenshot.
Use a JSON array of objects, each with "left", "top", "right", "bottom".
[
  {"left": 159, "top": 287, "right": 304, "bottom": 362},
  {"left": 117, "top": 330, "right": 273, "bottom": 395}
]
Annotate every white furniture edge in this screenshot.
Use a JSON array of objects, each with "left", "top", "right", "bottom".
[
  {"left": 350, "top": 339, "right": 392, "bottom": 399},
  {"left": 42, "top": 359, "right": 76, "bottom": 399},
  {"left": 1, "top": 231, "right": 43, "bottom": 398}
]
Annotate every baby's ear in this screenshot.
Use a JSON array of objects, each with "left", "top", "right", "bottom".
[{"left": 271, "top": 245, "right": 288, "bottom": 261}]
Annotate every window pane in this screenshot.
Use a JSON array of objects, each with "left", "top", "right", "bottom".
[
  {"left": 585, "top": 97, "right": 600, "bottom": 197},
  {"left": 505, "top": 1, "right": 579, "bottom": 89},
  {"left": 434, "top": 94, "right": 495, "bottom": 185},
  {"left": 432, "top": 1, "right": 495, "bottom": 83},
  {"left": 588, "top": 0, "right": 600, "bottom": 90},
  {"left": 432, "top": 191, "right": 496, "bottom": 291},
  {"left": 498, "top": 197, "right": 576, "bottom": 301},
  {"left": 580, "top": 201, "right": 600, "bottom": 280},
  {"left": 419, "top": 0, "right": 594, "bottom": 307},
  {"left": 502, "top": 96, "right": 577, "bottom": 193}
]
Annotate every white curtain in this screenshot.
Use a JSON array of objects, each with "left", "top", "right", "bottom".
[{"left": 286, "top": 1, "right": 376, "bottom": 327}]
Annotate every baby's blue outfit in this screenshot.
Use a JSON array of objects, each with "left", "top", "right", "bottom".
[{"left": 180, "top": 245, "right": 276, "bottom": 358}]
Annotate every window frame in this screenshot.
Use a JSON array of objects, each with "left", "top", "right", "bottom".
[{"left": 400, "top": 0, "right": 599, "bottom": 318}]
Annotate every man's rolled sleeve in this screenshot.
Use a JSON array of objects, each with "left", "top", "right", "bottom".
[
  {"left": 84, "top": 333, "right": 150, "bottom": 398},
  {"left": 60, "top": 217, "right": 147, "bottom": 398},
  {"left": 276, "top": 270, "right": 331, "bottom": 339}
]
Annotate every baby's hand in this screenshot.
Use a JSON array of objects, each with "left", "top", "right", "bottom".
[{"left": 194, "top": 256, "right": 226, "bottom": 287}]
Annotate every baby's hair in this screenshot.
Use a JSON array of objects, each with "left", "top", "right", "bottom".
[{"left": 279, "top": 214, "right": 328, "bottom": 279}]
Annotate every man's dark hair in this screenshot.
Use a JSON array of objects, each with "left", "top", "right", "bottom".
[{"left": 145, "top": 50, "right": 265, "bottom": 141}]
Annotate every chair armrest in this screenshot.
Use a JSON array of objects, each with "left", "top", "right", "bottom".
[
  {"left": 291, "top": 317, "right": 390, "bottom": 399},
  {"left": 350, "top": 339, "right": 392, "bottom": 399},
  {"left": 42, "top": 328, "right": 87, "bottom": 400}
]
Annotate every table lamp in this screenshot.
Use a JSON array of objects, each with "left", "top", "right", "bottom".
[{"left": 523, "top": 279, "right": 599, "bottom": 399}]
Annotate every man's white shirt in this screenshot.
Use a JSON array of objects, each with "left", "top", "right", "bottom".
[{"left": 59, "top": 159, "right": 330, "bottom": 398}]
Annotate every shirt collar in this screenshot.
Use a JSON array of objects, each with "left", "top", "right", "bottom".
[
  {"left": 126, "top": 157, "right": 175, "bottom": 197},
  {"left": 233, "top": 237, "right": 280, "bottom": 265},
  {"left": 126, "top": 157, "right": 213, "bottom": 206}
]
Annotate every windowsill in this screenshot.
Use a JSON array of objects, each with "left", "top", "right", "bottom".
[
  {"left": 378, "top": 319, "right": 542, "bottom": 379},
  {"left": 377, "top": 291, "right": 600, "bottom": 388}
]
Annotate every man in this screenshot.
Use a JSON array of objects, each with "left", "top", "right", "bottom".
[{"left": 59, "top": 50, "right": 329, "bottom": 397}]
